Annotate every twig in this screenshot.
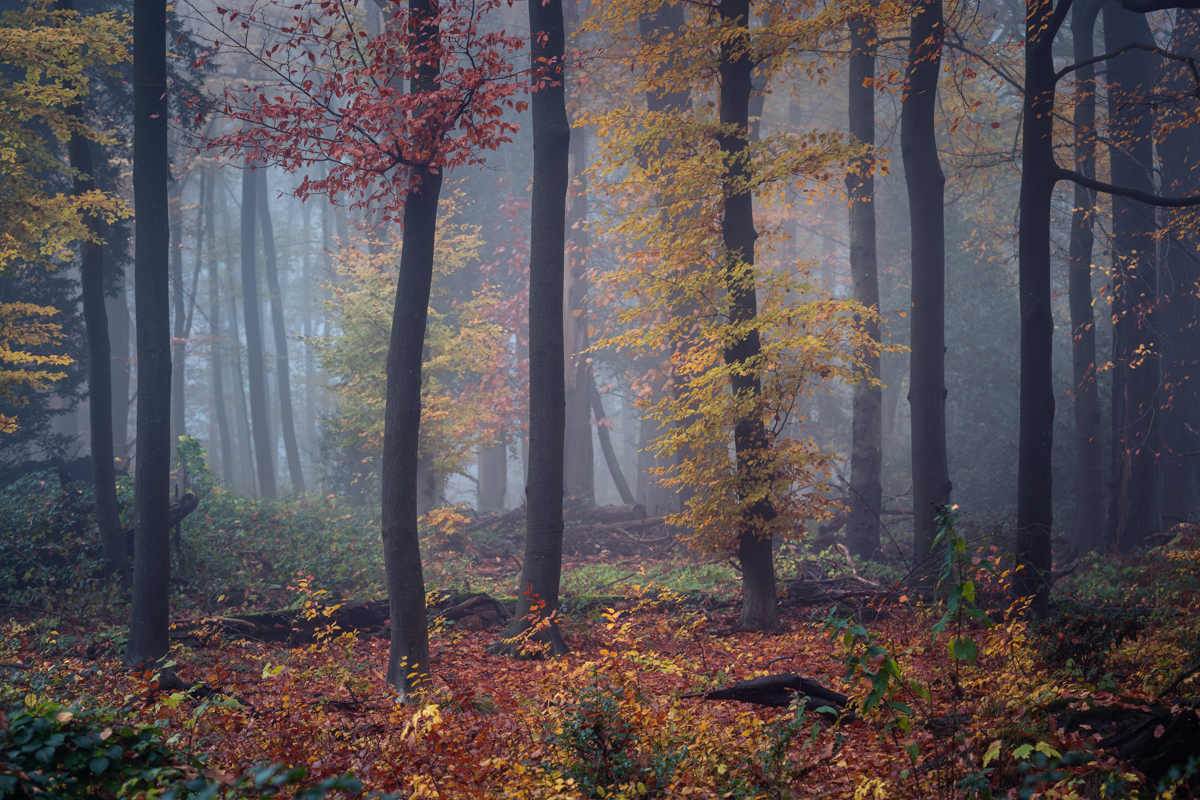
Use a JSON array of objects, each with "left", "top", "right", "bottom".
[{"left": 1162, "top": 657, "right": 1200, "bottom": 698}]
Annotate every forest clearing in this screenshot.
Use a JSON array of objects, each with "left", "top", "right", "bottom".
[{"left": 4, "top": 0, "right": 1200, "bottom": 794}]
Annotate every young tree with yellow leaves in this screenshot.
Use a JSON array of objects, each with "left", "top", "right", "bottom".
[{"left": 586, "top": 0, "right": 881, "bottom": 630}]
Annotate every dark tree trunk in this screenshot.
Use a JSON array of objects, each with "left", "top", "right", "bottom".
[
  {"left": 230, "top": 292, "right": 255, "bottom": 495},
  {"left": 107, "top": 275, "right": 131, "bottom": 465},
  {"left": 1104, "top": 2, "right": 1161, "bottom": 550},
  {"left": 126, "top": 0, "right": 173, "bottom": 667},
  {"left": 1069, "top": 0, "right": 1105, "bottom": 555},
  {"left": 718, "top": 0, "right": 779, "bottom": 632},
  {"left": 1158, "top": 10, "right": 1200, "bottom": 526},
  {"left": 380, "top": 0, "right": 443, "bottom": 697},
  {"left": 506, "top": 0, "right": 570, "bottom": 656},
  {"left": 845, "top": 10, "right": 882, "bottom": 562},
  {"left": 591, "top": 374, "right": 636, "bottom": 506},
  {"left": 901, "top": 0, "right": 951, "bottom": 580},
  {"left": 1015, "top": 0, "right": 1062, "bottom": 617},
  {"left": 478, "top": 438, "right": 507, "bottom": 512},
  {"left": 207, "top": 176, "right": 233, "bottom": 487},
  {"left": 68, "top": 124, "right": 129, "bottom": 586},
  {"left": 240, "top": 167, "right": 277, "bottom": 499},
  {"left": 257, "top": 174, "right": 306, "bottom": 493}
]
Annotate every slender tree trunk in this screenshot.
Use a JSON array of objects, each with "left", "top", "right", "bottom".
[
  {"left": 505, "top": 0, "right": 570, "bottom": 656},
  {"left": 257, "top": 174, "right": 306, "bottom": 493},
  {"left": 1069, "top": 0, "right": 1105, "bottom": 555},
  {"left": 846, "top": 10, "right": 883, "bottom": 562},
  {"left": 563, "top": 128, "right": 594, "bottom": 504},
  {"left": 901, "top": 0, "right": 951, "bottom": 580},
  {"left": 718, "top": 0, "right": 779, "bottom": 632},
  {"left": 1104, "top": 2, "right": 1161, "bottom": 551},
  {"left": 68, "top": 121, "right": 129, "bottom": 585},
  {"left": 1014, "top": 0, "right": 1061, "bottom": 616},
  {"left": 126, "top": 0, "right": 172, "bottom": 667},
  {"left": 478, "top": 438, "right": 507, "bottom": 511},
  {"left": 240, "top": 167, "right": 277, "bottom": 499},
  {"left": 229, "top": 292, "right": 255, "bottom": 495},
  {"left": 170, "top": 178, "right": 187, "bottom": 448},
  {"left": 107, "top": 273, "right": 131, "bottom": 467},
  {"left": 591, "top": 374, "right": 636, "bottom": 505},
  {"left": 208, "top": 177, "right": 233, "bottom": 487},
  {"left": 380, "top": 0, "right": 443, "bottom": 697},
  {"left": 1158, "top": 9, "right": 1200, "bottom": 526}
]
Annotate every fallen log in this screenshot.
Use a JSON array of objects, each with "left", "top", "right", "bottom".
[
  {"left": 168, "top": 591, "right": 511, "bottom": 647},
  {"left": 685, "top": 673, "right": 853, "bottom": 719}
]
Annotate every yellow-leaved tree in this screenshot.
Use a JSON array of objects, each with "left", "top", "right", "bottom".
[
  {"left": 308, "top": 201, "right": 517, "bottom": 510},
  {"left": 0, "top": 0, "right": 130, "bottom": 434},
  {"left": 585, "top": 0, "right": 889, "bottom": 628}
]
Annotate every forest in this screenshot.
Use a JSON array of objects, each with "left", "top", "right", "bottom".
[{"left": 1, "top": 0, "right": 1200, "bottom": 795}]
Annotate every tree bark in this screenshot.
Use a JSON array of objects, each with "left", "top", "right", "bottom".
[
  {"left": 1069, "top": 0, "right": 1105, "bottom": 556},
  {"left": 718, "top": 0, "right": 779, "bottom": 632},
  {"left": 107, "top": 273, "right": 131, "bottom": 466},
  {"left": 380, "top": 0, "right": 443, "bottom": 698},
  {"left": 846, "top": 10, "right": 883, "bottom": 562},
  {"left": 126, "top": 0, "right": 173, "bottom": 667},
  {"left": 68, "top": 122, "right": 129, "bottom": 586},
  {"left": 1014, "top": 0, "right": 1062, "bottom": 617},
  {"left": 505, "top": 0, "right": 571, "bottom": 656},
  {"left": 901, "top": 0, "right": 951, "bottom": 581},
  {"left": 257, "top": 173, "right": 306, "bottom": 493},
  {"left": 1157, "top": 10, "right": 1200, "bottom": 526},
  {"left": 1104, "top": 1, "right": 1161, "bottom": 550},
  {"left": 170, "top": 178, "right": 187, "bottom": 449},
  {"left": 240, "top": 166, "right": 277, "bottom": 499}
]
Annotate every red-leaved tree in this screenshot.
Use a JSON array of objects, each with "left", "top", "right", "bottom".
[{"left": 198, "top": 0, "right": 526, "bottom": 699}]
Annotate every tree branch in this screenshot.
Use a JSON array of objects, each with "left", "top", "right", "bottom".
[
  {"left": 1056, "top": 166, "right": 1200, "bottom": 206},
  {"left": 1056, "top": 40, "right": 1200, "bottom": 90},
  {"left": 1119, "top": 0, "right": 1200, "bottom": 12}
]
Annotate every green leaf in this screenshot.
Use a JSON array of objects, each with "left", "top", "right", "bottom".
[
  {"left": 89, "top": 756, "right": 110, "bottom": 774},
  {"left": 949, "top": 637, "right": 978, "bottom": 663},
  {"left": 1012, "top": 743, "right": 1034, "bottom": 760},
  {"left": 982, "top": 739, "right": 1002, "bottom": 767},
  {"left": 961, "top": 580, "right": 975, "bottom": 603},
  {"left": 1035, "top": 742, "right": 1062, "bottom": 759}
]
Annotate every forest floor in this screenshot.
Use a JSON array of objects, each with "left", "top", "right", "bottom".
[{"left": 2, "top": 482, "right": 1200, "bottom": 798}]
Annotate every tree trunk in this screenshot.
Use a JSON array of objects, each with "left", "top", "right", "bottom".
[
  {"left": 845, "top": 10, "right": 882, "bottom": 562},
  {"left": 562, "top": 1, "right": 593, "bottom": 505},
  {"left": 718, "top": 0, "right": 779, "bottom": 632},
  {"left": 68, "top": 122, "right": 129, "bottom": 586},
  {"left": 1014, "top": 0, "right": 1061, "bottom": 617},
  {"left": 229, "top": 291, "right": 256, "bottom": 495},
  {"left": 901, "top": 0, "right": 951, "bottom": 580},
  {"left": 1158, "top": 10, "right": 1200, "bottom": 526},
  {"left": 207, "top": 175, "right": 233, "bottom": 488},
  {"left": 505, "top": 0, "right": 570, "bottom": 656},
  {"left": 591, "top": 374, "right": 636, "bottom": 506},
  {"left": 478, "top": 438, "right": 507, "bottom": 512},
  {"left": 107, "top": 273, "right": 131, "bottom": 466},
  {"left": 170, "top": 178, "right": 187, "bottom": 448},
  {"left": 257, "top": 173, "right": 306, "bottom": 493},
  {"left": 126, "top": 0, "right": 173, "bottom": 667},
  {"left": 240, "top": 167, "right": 277, "bottom": 499},
  {"left": 1104, "top": 2, "right": 1161, "bottom": 551},
  {"left": 380, "top": 0, "right": 443, "bottom": 698},
  {"left": 1069, "top": 0, "right": 1105, "bottom": 555}
]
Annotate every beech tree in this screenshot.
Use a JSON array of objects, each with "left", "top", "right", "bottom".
[{"left": 205, "top": 0, "right": 523, "bottom": 697}]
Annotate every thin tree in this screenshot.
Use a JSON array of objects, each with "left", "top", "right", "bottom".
[
  {"left": 901, "top": 0, "right": 951, "bottom": 578},
  {"left": 257, "top": 173, "right": 305, "bottom": 492},
  {"left": 126, "top": 0, "right": 173, "bottom": 668},
  {"left": 845, "top": 3, "right": 882, "bottom": 562},
  {"left": 240, "top": 166, "right": 277, "bottom": 499}
]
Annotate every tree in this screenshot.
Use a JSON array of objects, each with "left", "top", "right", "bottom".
[
  {"left": 240, "top": 166, "right": 277, "bottom": 500},
  {"left": 845, "top": 1, "right": 882, "bottom": 562},
  {"left": 586, "top": 0, "right": 875, "bottom": 631},
  {"left": 207, "top": 0, "right": 524, "bottom": 696},
  {"left": 503, "top": 0, "right": 572, "bottom": 654},
  {"left": 902, "top": 0, "right": 951, "bottom": 580},
  {"left": 126, "top": 0, "right": 174, "bottom": 667}
]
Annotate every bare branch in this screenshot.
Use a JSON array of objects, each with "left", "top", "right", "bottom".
[{"left": 1055, "top": 166, "right": 1200, "bottom": 206}]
